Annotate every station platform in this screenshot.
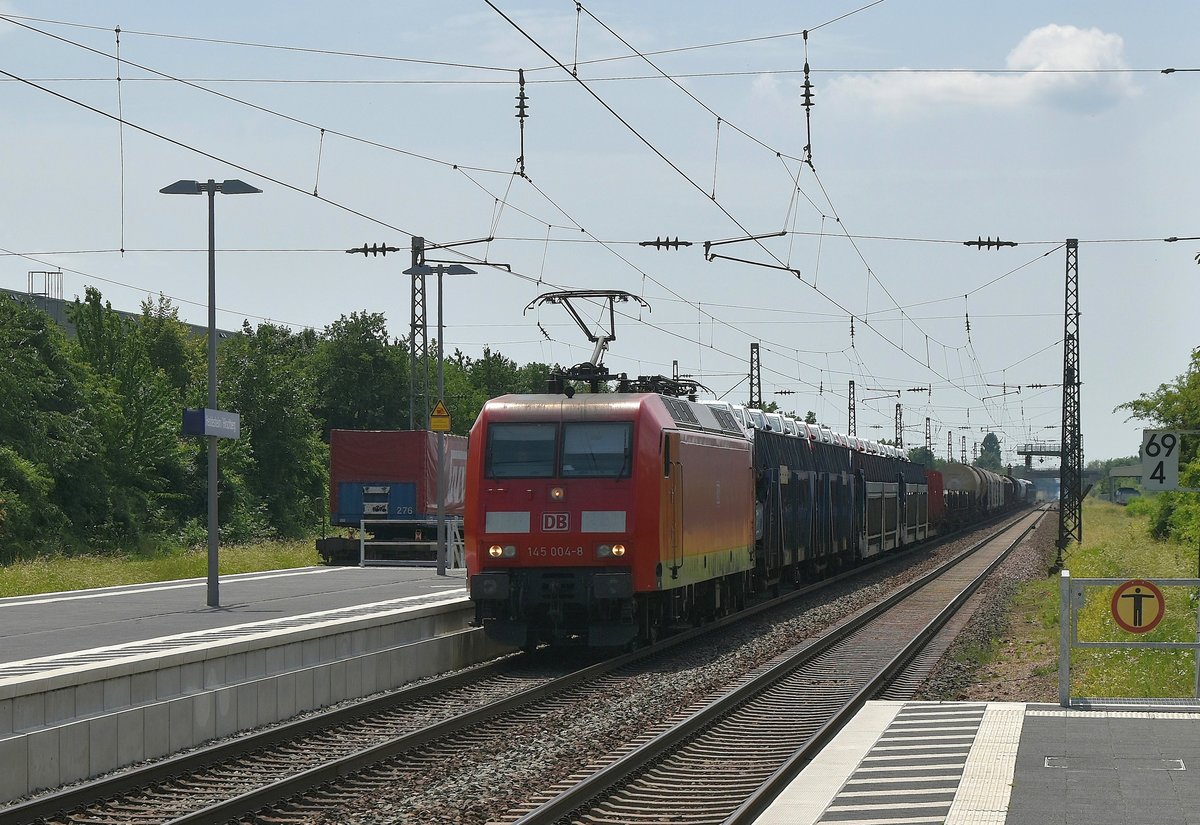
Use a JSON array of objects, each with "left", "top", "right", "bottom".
[
  {"left": 757, "top": 700, "right": 1200, "bottom": 825},
  {"left": 0, "top": 566, "right": 510, "bottom": 804},
  {"left": 0, "top": 565, "right": 468, "bottom": 665}
]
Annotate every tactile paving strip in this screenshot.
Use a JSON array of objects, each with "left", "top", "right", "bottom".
[{"left": 817, "top": 703, "right": 987, "bottom": 825}]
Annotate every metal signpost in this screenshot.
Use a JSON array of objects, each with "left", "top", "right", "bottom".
[
  {"left": 1059, "top": 571, "right": 1200, "bottom": 707},
  {"left": 403, "top": 261, "right": 475, "bottom": 577},
  {"left": 430, "top": 400, "right": 451, "bottom": 576},
  {"left": 1056, "top": 431, "right": 1200, "bottom": 706},
  {"left": 1141, "top": 429, "right": 1200, "bottom": 580}
]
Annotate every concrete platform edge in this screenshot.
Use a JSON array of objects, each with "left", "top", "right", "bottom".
[
  {"left": 0, "top": 597, "right": 470, "bottom": 701},
  {"left": 754, "top": 701, "right": 905, "bottom": 825},
  {"left": 0, "top": 624, "right": 513, "bottom": 803}
]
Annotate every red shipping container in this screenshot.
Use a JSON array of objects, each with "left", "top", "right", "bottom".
[{"left": 329, "top": 430, "right": 468, "bottom": 521}]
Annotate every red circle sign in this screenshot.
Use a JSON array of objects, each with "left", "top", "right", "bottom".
[{"left": 1110, "top": 579, "right": 1165, "bottom": 634}]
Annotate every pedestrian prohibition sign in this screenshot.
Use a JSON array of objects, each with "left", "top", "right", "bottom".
[{"left": 1110, "top": 579, "right": 1165, "bottom": 634}]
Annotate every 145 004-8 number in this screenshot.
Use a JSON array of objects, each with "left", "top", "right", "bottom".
[{"left": 527, "top": 546, "right": 584, "bottom": 557}]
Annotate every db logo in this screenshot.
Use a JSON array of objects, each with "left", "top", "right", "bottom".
[{"left": 542, "top": 513, "right": 569, "bottom": 531}]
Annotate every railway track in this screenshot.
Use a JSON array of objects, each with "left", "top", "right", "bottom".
[
  {"left": 2, "top": 655, "right": 576, "bottom": 825},
  {"left": 503, "top": 508, "right": 1045, "bottom": 825},
  {"left": 2, "top": 512, "right": 1039, "bottom": 825}
]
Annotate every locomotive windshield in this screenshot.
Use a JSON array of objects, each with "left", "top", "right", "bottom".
[
  {"left": 485, "top": 421, "right": 633, "bottom": 479},
  {"left": 486, "top": 423, "right": 557, "bottom": 478},
  {"left": 561, "top": 422, "right": 632, "bottom": 478}
]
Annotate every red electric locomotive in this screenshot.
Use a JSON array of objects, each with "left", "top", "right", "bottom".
[
  {"left": 466, "top": 393, "right": 755, "bottom": 647},
  {"left": 466, "top": 389, "right": 1023, "bottom": 648}
]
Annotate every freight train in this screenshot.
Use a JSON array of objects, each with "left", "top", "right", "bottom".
[{"left": 465, "top": 393, "right": 1030, "bottom": 648}]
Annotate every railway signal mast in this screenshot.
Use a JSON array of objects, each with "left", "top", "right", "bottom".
[
  {"left": 848, "top": 380, "right": 856, "bottom": 437},
  {"left": 1057, "top": 239, "right": 1083, "bottom": 569},
  {"left": 749, "top": 343, "right": 762, "bottom": 410}
]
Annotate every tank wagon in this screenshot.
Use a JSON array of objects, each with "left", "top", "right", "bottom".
[
  {"left": 466, "top": 393, "right": 1024, "bottom": 647},
  {"left": 939, "top": 463, "right": 1007, "bottom": 527}
]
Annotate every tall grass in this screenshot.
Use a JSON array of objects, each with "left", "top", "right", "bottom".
[
  {"left": 0, "top": 540, "right": 321, "bottom": 598},
  {"left": 1067, "top": 499, "right": 1200, "bottom": 699}
]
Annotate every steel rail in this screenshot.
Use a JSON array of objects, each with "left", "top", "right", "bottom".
[
  {"left": 510, "top": 509, "right": 1043, "bottom": 824},
  {"left": 725, "top": 510, "right": 1043, "bottom": 824},
  {"left": 4, "top": 510, "right": 1031, "bottom": 825},
  {"left": 155, "top": 535, "right": 956, "bottom": 825},
  {"left": 162, "top": 517, "right": 1022, "bottom": 825},
  {"left": 0, "top": 650, "right": 518, "bottom": 824}
]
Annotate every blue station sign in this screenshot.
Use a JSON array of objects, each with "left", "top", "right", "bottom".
[{"left": 182, "top": 408, "right": 241, "bottom": 439}]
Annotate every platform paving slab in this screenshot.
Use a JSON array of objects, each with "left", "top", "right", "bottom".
[{"left": 755, "top": 701, "right": 1200, "bottom": 825}]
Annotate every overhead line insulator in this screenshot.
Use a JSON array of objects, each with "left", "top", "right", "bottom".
[
  {"left": 963, "top": 236, "right": 1018, "bottom": 250},
  {"left": 346, "top": 242, "right": 399, "bottom": 256},
  {"left": 639, "top": 236, "right": 693, "bottom": 250}
]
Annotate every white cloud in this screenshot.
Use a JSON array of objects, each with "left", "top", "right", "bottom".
[
  {"left": 829, "top": 24, "right": 1137, "bottom": 113},
  {"left": 0, "top": 3, "right": 19, "bottom": 36},
  {"left": 750, "top": 73, "right": 785, "bottom": 102}
]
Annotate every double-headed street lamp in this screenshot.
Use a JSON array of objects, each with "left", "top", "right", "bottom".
[
  {"left": 161, "top": 178, "right": 261, "bottom": 607},
  {"left": 403, "top": 262, "right": 475, "bottom": 575}
]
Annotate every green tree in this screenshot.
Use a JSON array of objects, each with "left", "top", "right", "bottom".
[
  {"left": 907, "top": 446, "right": 942, "bottom": 468},
  {"left": 1117, "top": 348, "right": 1200, "bottom": 543},
  {"left": 220, "top": 321, "right": 327, "bottom": 538},
  {"left": 974, "top": 432, "right": 1004, "bottom": 473},
  {"left": 310, "top": 312, "right": 408, "bottom": 435},
  {"left": 440, "top": 353, "right": 478, "bottom": 435},
  {"left": 516, "top": 361, "right": 553, "bottom": 393},
  {"left": 455, "top": 348, "right": 554, "bottom": 431},
  {"left": 1118, "top": 347, "right": 1200, "bottom": 441},
  {"left": 0, "top": 294, "right": 103, "bottom": 556},
  {"left": 67, "top": 287, "right": 193, "bottom": 537},
  {"left": 468, "top": 347, "right": 520, "bottom": 401},
  {"left": 138, "top": 293, "right": 195, "bottom": 395}
]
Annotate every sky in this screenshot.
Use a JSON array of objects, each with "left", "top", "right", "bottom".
[{"left": 2, "top": 1, "right": 1198, "bottom": 467}]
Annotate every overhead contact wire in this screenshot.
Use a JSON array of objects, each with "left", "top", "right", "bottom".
[{"left": 0, "top": 15, "right": 512, "bottom": 175}]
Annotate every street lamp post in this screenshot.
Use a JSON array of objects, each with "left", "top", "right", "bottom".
[
  {"left": 162, "top": 178, "right": 261, "bottom": 607},
  {"left": 403, "top": 262, "right": 475, "bottom": 575}
]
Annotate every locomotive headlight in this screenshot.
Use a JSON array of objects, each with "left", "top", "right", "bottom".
[
  {"left": 488, "top": 544, "right": 504, "bottom": 558},
  {"left": 611, "top": 543, "right": 626, "bottom": 557},
  {"left": 549, "top": 486, "right": 565, "bottom": 502},
  {"left": 596, "top": 544, "right": 612, "bottom": 558}
]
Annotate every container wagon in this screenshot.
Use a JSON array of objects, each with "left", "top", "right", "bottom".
[{"left": 317, "top": 429, "right": 468, "bottom": 565}]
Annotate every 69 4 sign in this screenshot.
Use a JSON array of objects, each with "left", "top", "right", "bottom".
[{"left": 1141, "top": 430, "right": 1199, "bottom": 492}]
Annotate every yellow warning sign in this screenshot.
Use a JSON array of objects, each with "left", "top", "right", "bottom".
[
  {"left": 430, "top": 400, "right": 451, "bottom": 432},
  {"left": 1110, "top": 579, "right": 1165, "bottom": 634}
]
